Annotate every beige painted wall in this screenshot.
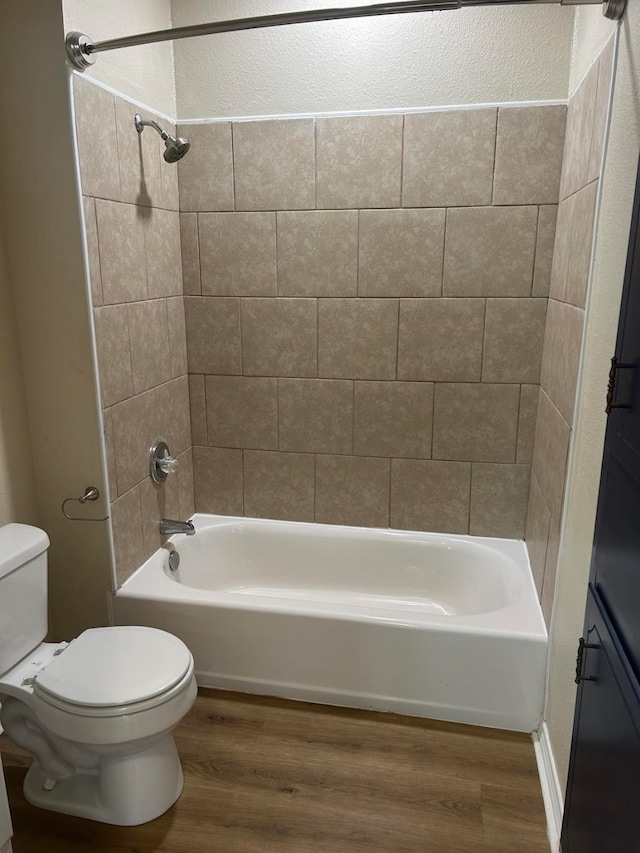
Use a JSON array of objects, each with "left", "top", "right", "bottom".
[
  {"left": 0, "top": 0, "right": 112, "bottom": 639},
  {"left": 546, "top": 9, "right": 640, "bottom": 792},
  {"left": 172, "top": 0, "right": 574, "bottom": 120},
  {"left": 569, "top": 7, "right": 616, "bottom": 95},
  {"left": 62, "top": 0, "right": 176, "bottom": 118},
  {"left": 0, "top": 235, "right": 38, "bottom": 527}
]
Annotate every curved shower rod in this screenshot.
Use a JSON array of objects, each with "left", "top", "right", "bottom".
[{"left": 66, "top": 0, "right": 625, "bottom": 71}]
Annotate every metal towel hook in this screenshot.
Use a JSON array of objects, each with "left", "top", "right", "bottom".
[{"left": 61, "top": 486, "right": 109, "bottom": 522}]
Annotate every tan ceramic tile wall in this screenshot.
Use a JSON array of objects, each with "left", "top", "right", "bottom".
[
  {"left": 525, "top": 37, "right": 614, "bottom": 627},
  {"left": 179, "top": 103, "right": 569, "bottom": 541},
  {"left": 74, "top": 77, "right": 194, "bottom": 587}
]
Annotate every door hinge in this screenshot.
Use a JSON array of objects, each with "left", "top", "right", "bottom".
[
  {"left": 575, "top": 636, "right": 598, "bottom": 684},
  {"left": 606, "top": 356, "right": 635, "bottom": 414}
]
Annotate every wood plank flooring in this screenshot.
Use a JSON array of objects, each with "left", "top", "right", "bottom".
[{"left": 0, "top": 689, "right": 550, "bottom": 852}]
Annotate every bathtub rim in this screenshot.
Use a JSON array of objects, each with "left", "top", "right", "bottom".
[{"left": 117, "top": 513, "right": 547, "bottom": 642}]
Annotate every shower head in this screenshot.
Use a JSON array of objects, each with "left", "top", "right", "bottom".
[{"left": 134, "top": 113, "right": 190, "bottom": 163}]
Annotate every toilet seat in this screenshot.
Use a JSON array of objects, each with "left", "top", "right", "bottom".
[{"left": 33, "top": 626, "right": 192, "bottom": 713}]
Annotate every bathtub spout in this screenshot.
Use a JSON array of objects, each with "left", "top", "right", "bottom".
[{"left": 159, "top": 518, "right": 195, "bottom": 536}]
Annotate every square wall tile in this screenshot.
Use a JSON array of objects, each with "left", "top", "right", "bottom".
[
  {"left": 548, "top": 194, "right": 574, "bottom": 302},
  {"left": 390, "top": 459, "right": 470, "bottom": 534},
  {"left": 111, "top": 486, "right": 144, "bottom": 587},
  {"left": 318, "top": 299, "right": 398, "bottom": 380},
  {"left": 433, "top": 383, "right": 520, "bottom": 463},
  {"left": 565, "top": 181, "right": 598, "bottom": 309},
  {"left": 184, "top": 296, "right": 241, "bottom": 375},
  {"left": 83, "top": 197, "right": 103, "bottom": 306},
  {"left": 358, "top": 209, "right": 445, "bottom": 298},
  {"left": 444, "top": 206, "right": 537, "bottom": 297},
  {"left": 73, "top": 77, "right": 120, "bottom": 200},
  {"left": 316, "top": 114, "right": 403, "bottom": 209},
  {"left": 398, "top": 299, "right": 484, "bottom": 382},
  {"left": 188, "top": 375, "right": 207, "bottom": 446},
  {"left": 167, "top": 297, "right": 188, "bottom": 378},
  {"left": 144, "top": 208, "right": 183, "bottom": 298},
  {"left": 115, "top": 100, "right": 162, "bottom": 207},
  {"left": 180, "top": 213, "right": 200, "bottom": 295},
  {"left": 199, "top": 213, "right": 276, "bottom": 297},
  {"left": 493, "top": 106, "right": 566, "bottom": 205},
  {"left": 152, "top": 377, "right": 192, "bottom": 458},
  {"left": 540, "top": 300, "right": 584, "bottom": 425},
  {"left": 103, "top": 407, "right": 117, "bottom": 499},
  {"left": 533, "top": 206, "right": 558, "bottom": 298},
  {"left": 93, "top": 305, "right": 133, "bottom": 407},
  {"left": 177, "top": 448, "right": 195, "bottom": 520},
  {"left": 139, "top": 476, "right": 180, "bottom": 558},
  {"left": 177, "top": 122, "right": 234, "bottom": 212},
  {"left": 244, "top": 450, "right": 315, "bottom": 522},
  {"left": 193, "top": 446, "right": 243, "bottom": 515},
  {"left": 111, "top": 390, "right": 155, "bottom": 495},
  {"left": 541, "top": 515, "right": 561, "bottom": 626},
  {"left": 127, "top": 300, "right": 171, "bottom": 394},
  {"left": 531, "top": 389, "right": 570, "bottom": 520},
  {"left": 277, "top": 211, "right": 358, "bottom": 297},
  {"left": 482, "top": 298, "right": 547, "bottom": 384},
  {"left": 354, "top": 381, "right": 433, "bottom": 459},
  {"left": 525, "top": 472, "right": 551, "bottom": 597},
  {"left": 206, "top": 376, "right": 277, "bottom": 450},
  {"left": 160, "top": 121, "right": 180, "bottom": 211},
  {"left": 403, "top": 109, "right": 496, "bottom": 208},
  {"left": 95, "top": 200, "right": 147, "bottom": 304},
  {"left": 242, "top": 298, "right": 317, "bottom": 378},
  {"left": 560, "top": 61, "right": 599, "bottom": 200},
  {"left": 278, "top": 379, "right": 353, "bottom": 454},
  {"left": 233, "top": 119, "right": 315, "bottom": 210},
  {"left": 517, "top": 385, "right": 539, "bottom": 464},
  {"left": 315, "top": 455, "right": 390, "bottom": 528},
  {"left": 589, "top": 36, "right": 615, "bottom": 184},
  {"left": 470, "top": 463, "right": 530, "bottom": 538}
]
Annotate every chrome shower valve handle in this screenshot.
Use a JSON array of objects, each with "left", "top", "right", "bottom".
[{"left": 150, "top": 440, "right": 178, "bottom": 484}]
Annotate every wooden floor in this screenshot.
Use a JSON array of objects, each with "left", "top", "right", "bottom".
[{"left": 1, "top": 689, "right": 550, "bottom": 853}]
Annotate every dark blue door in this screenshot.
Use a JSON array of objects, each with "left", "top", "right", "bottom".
[{"left": 561, "top": 158, "right": 640, "bottom": 851}]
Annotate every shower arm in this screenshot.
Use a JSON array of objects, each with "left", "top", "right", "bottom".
[{"left": 66, "top": 0, "right": 625, "bottom": 71}]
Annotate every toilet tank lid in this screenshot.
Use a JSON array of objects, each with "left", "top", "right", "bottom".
[{"left": 0, "top": 524, "right": 49, "bottom": 581}]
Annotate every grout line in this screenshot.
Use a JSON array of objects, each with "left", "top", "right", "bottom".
[
  {"left": 395, "top": 299, "right": 400, "bottom": 380},
  {"left": 276, "top": 378, "right": 281, "bottom": 451},
  {"left": 429, "top": 382, "right": 435, "bottom": 460}
]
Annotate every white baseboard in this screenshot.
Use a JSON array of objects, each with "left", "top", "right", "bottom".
[{"left": 533, "top": 723, "right": 564, "bottom": 853}]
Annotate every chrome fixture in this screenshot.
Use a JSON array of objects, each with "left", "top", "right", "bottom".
[
  {"left": 159, "top": 519, "right": 196, "bottom": 536},
  {"left": 150, "top": 440, "right": 179, "bottom": 484},
  {"left": 64, "top": 0, "right": 626, "bottom": 72},
  {"left": 134, "top": 113, "right": 190, "bottom": 163},
  {"left": 167, "top": 549, "right": 180, "bottom": 571},
  {"left": 61, "top": 486, "right": 109, "bottom": 522}
]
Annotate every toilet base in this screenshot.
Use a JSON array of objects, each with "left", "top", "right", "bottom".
[{"left": 23, "top": 733, "right": 184, "bottom": 826}]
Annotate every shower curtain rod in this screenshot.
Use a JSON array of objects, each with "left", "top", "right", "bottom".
[{"left": 65, "top": 0, "right": 624, "bottom": 70}]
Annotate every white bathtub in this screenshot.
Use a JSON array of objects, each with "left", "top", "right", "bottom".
[{"left": 114, "top": 514, "right": 547, "bottom": 732}]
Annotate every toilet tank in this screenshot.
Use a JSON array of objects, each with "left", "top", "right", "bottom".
[{"left": 0, "top": 524, "right": 49, "bottom": 677}]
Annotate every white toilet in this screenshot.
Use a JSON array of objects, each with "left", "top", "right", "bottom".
[{"left": 0, "top": 523, "right": 197, "bottom": 826}]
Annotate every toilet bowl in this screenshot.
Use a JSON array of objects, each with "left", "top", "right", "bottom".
[{"left": 0, "top": 524, "right": 197, "bottom": 826}]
